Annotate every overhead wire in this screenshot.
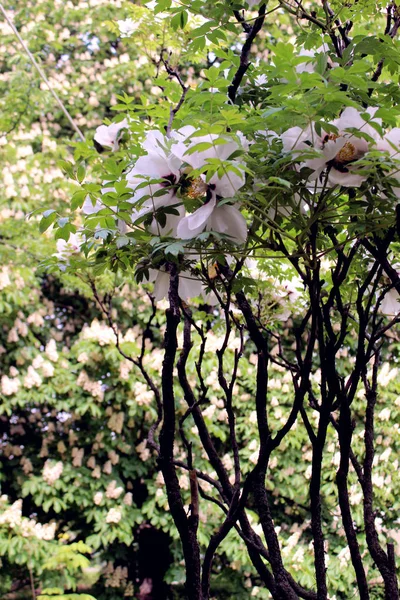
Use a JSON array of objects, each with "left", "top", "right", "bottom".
[{"left": 0, "top": 3, "right": 86, "bottom": 142}]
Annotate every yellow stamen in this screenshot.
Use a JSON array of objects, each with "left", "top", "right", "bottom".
[
  {"left": 208, "top": 263, "right": 218, "bottom": 279},
  {"left": 335, "top": 141, "right": 357, "bottom": 164},
  {"left": 187, "top": 178, "right": 208, "bottom": 199}
]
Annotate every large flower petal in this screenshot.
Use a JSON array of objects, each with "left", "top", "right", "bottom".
[
  {"left": 94, "top": 119, "right": 128, "bottom": 151},
  {"left": 281, "top": 125, "right": 316, "bottom": 153},
  {"left": 209, "top": 168, "right": 245, "bottom": 197},
  {"left": 149, "top": 203, "right": 185, "bottom": 236},
  {"left": 178, "top": 272, "right": 204, "bottom": 301},
  {"left": 380, "top": 289, "right": 400, "bottom": 316},
  {"left": 82, "top": 197, "right": 102, "bottom": 215},
  {"left": 131, "top": 152, "right": 180, "bottom": 180},
  {"left": 172, "top": 130, "right": 241, "bottom": 169},
  {"left": 333, "top": 107, "right": 382, "bottom": 143},
  {"left": 150, "top": 268, "right": 205, "bottom": 302},
  {"left": 207, "top": 204, "right": 247, "bottom": 244},
  {"left": 153, "top": 271, "right": 170, "bottom": 301},
  {"left": 328, "top": 168, "right": 366, "bottom": 188},
  {"left": 177, "top": 196, "right": 217, "bottom": 238}
]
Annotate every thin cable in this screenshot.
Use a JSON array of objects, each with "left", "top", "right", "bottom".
[{"left": 0, "top": 3, "right": 86, "bottom": 141}]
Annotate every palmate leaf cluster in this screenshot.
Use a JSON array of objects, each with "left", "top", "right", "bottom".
[{"left": 1, "top": 0, "right": 400, "bottom": 599}]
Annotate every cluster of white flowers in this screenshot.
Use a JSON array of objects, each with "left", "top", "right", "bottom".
[
  {"left": 22, "top": 365, "right": 42, "bottom": 389},
  {"left": 45, "top": 339, "right": 59, "bottom": 362},
  {"left": 0, "top": 266, "right": 11, "bottom": 290},
  {"left": 105, "top": 507, "right": 122, "bottom": 524},
  {"left": 107, "top": 410, "right": 125, "bottom": 434},
  {"left": 0, "top": 498, "right": 23, "bottom": 528},
  {"left": 20, "top": 519, "right": 56, "bottom": 540},
  {"left": 106, "top": 480, "right": 124, "bottom": 499},
  {"left": 77, "top": 369, "right": 104, "bottom": 401},
  {"left": 1, "top": 375, "right": 20, "bottom": 396},
  {"left": 104, "top": 561, "right": 129, "bottom": 587},
  {"left": 93, "top": 491, "right": 103, "bottom": 505},
  {"left": 0, "top": 496, "right": 56, "bottom": 540},
  {"left": 72, "top": 447, "right": 84, "bottom": 467},
  {"left": 82, "top": 319, "right": 116, "bottom": 345},
  {"left": 42, "top": 460, "right": 63, "bottom": 485}
]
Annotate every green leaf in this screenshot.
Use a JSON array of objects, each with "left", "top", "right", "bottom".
[
  {"left": 39, "top": 212, "right": 57, "bottom": 233},
  {"left": 77, "top": 164, "right": 86, "bottom": 183}
]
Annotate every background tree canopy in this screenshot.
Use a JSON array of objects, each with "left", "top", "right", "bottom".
[{"left": 1, "top": 1, "right": 400, "bottom": 599}]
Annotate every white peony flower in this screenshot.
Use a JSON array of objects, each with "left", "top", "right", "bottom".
[
  {"left": 117, "top": 18, "right": 138, "bottom": 38},
  {"left": 282, "top": 108, "right": 383, "bottom": 187},
  {"left": 94, "top": 119, "right": 128, "bottom": 151},
  {"left": 128, "top": 131, "right": 183, "bottom": 235},
  {"left": 172, "top": 127, "right": 247, "bottom": 242},
  {"left": 54, "top": 233, "right": 82, "bottom": 262},
  {"left": 254, "top": 74, "right": 268, "bottom": 86}
]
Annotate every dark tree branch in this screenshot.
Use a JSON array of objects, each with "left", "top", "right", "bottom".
[
  {"left": 161, "top": 52, "right": 189, "bottom": 135},
  {"left": 370, "top": 4, "right": 400, "bottom": 88},
  {"left": 159, "top": 264, "right": 202, "bottom": 600},
  {"left": 361, "top": 352, "right": 399, "bottom": 599},
  {"left": 228, "top": 3, "right": 267, "bottom": 103}
]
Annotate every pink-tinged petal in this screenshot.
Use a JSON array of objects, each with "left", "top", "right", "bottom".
[
  {"left": 153, "top": 271, "right": 170, "bottom": 301},
  {"left": 209, "top": 168, "right": 245, "bottom": 197},
  {"left": 82, "top": 196, "right": 102, "bottom": 215},
  {"left": 201, "top": 288, "right": 219, "bottom": 305},
  {"left": 281, "top": 126, "right": 316, "bottom": 153},
  {"left": 177, "top": 196, "right": 217, "bottom": 238},
  {"left": 178, "top": 272, "right": 204, "bottom": 301},
  {"left": 322, "top": 137, "right": 347, "bottom": 161},
  {"left": 305, "top": 157, "right": 329, "bottom": 181},
  {"left": 142, "top": 130, "right": 167, "bottom": 153},
  {"left": 171, "top": 126, "right": 196, "bottom": 144},
  {"left": 132, "top": 152, "right": 179, "bottom": 180},
  {"left": 117, "top": 219, "right": 128, "bottom": 234},
  {"left": 149, "top": 203, "right": 185, "bottom": 236},
  {"left": 381, "top": 128, "right": 400, "bottom": 155},
  {"left": 295, "top": 47, "right": 317, "bottom": 74},
  {"left": 94, "top": 119, "right": 128, "bottom": 150},
  {"left": 237, "top": 131, "right": 250, "bottom": 152},
  {"left": 171, "top": 131, "right": 240, "bottom": 169},
  {"left": 380, "top": 289, "right": 400, "bottom": 316},
  {"left": 333, "top": 107, "right": 381, "bottom": 142},
  {"left": 208, "top": 204, "right": 247, "bottom": 244},
  {"left": 334, "top": 107, "right": 365, "bottom": 131},
  {"left": 131, "top": 204, "right": 152, "bottom": 226},
  {"left": 328, "top": 169, "right": 366, "bottom": 188},
  {"left": 149, "top": 268, "right": 205, "bottom": 302},
  {"left": 146, "top": 269, "right": 158, "bottom": 284},
  {"left": 128, "top": 181, "right": 174, "bottom": 209}
]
